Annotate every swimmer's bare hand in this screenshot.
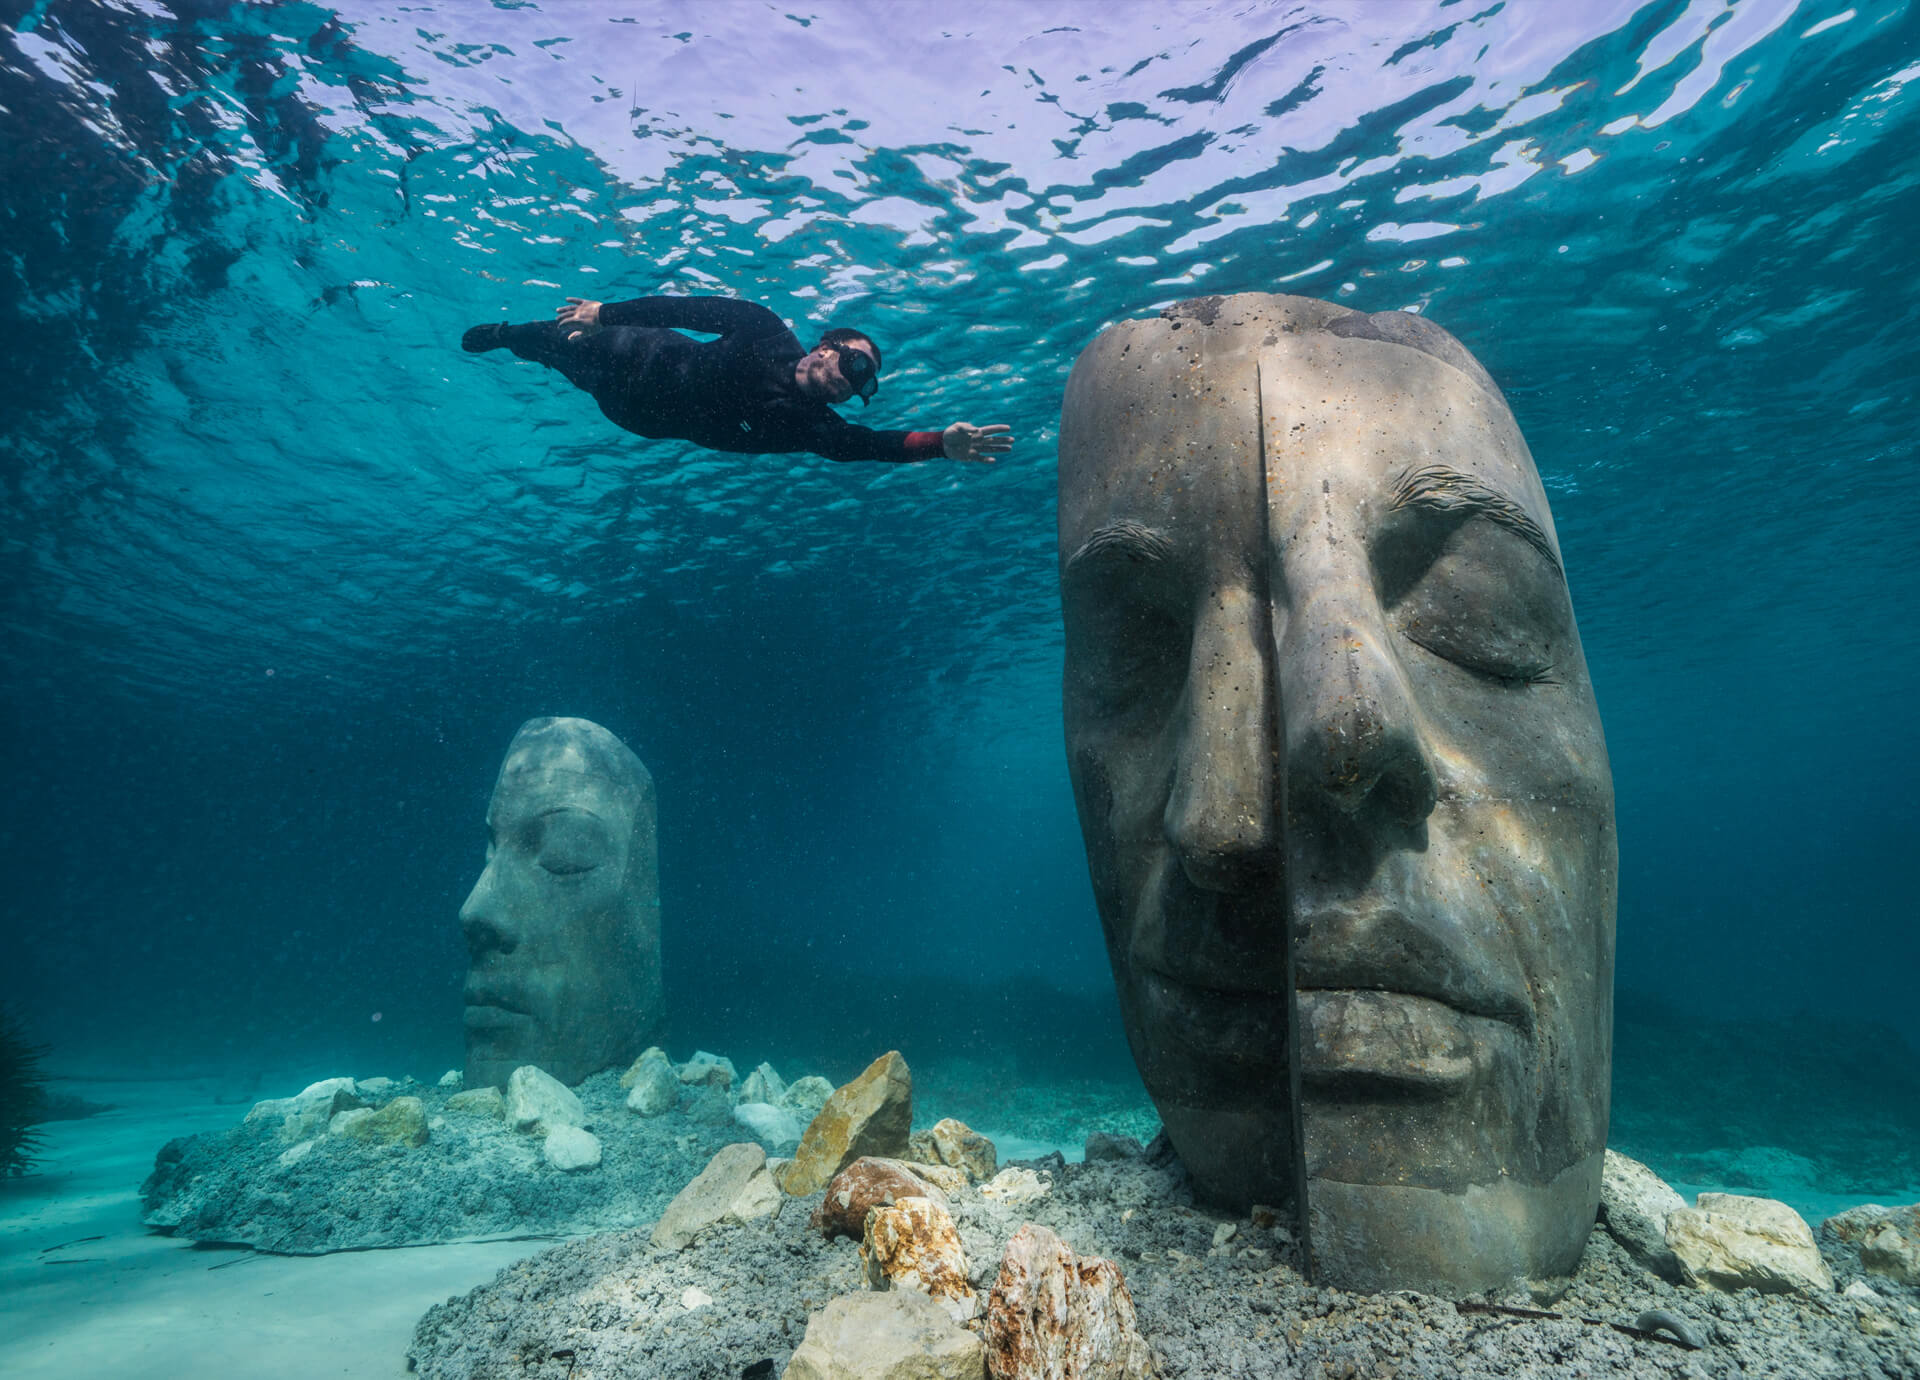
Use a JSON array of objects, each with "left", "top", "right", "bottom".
[
  {"left": 943, "top": 422, "right": 1013, "bottom": 464},
  {"left": 556, "top": 297, "right": 602, "bottom": 338}
]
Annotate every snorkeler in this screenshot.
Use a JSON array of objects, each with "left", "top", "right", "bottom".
[{"left": 461, "top": 294, "right": 1014, "bottom": 465}]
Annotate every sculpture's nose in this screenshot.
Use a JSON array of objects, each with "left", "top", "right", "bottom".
[
  {"left": 1280, "top": 584, "right": 1437, "bottom": 826},
  {"left": 459, "top": 862, "right": 518, "bottom": 958},
  {"left": 1164, "top": 584, "right": 1282, "bottom": 892}
]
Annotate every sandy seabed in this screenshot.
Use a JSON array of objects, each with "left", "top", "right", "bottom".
[{"left": 0, "top": 1078, "right": 545, "bottom": 1378}]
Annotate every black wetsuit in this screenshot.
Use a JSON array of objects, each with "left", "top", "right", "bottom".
[{"left": 480, "top": 296, "right": 943, "bottom": 463}]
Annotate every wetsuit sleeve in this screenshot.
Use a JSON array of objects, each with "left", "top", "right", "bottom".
[
  {"left": 597, "top": 295, "right": 787, "bottom": 337},
  {"left": 805, "top": 415, "right": 948, "bottom": 464}
]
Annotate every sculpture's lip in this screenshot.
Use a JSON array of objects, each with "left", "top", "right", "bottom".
[
  {"left": 1126, "top": 872, "right": 1531, "bottom": 1034},
  {"left": 462, "top": 994, "right": 531, "bottom": 1022},
  {"left": 1297, "top": 989, "right": 1503, "bottom": 1095},
  {"left": 1132, "top": 969, "right": 1290, "bottom": 1072},
  {"left": 1293, "top": 905, "right": 1534, "bottom": 1035}
]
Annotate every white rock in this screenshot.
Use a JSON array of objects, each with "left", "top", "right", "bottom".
[
  {"left": 1827, "top": 1203, "right": 1920, "bottom": 1287},
  {"left": 277, "top": 1141, "right": 315, "bottom": 1169},
  {"left": 357, "top": 1077, "right": 395, "bottom": 1098},
  {"left": 980, "top": 1166, "right": 1051, "bottom": 1206},
  {"left": 506, "top": 1066, "right": 586, "bottom": 1134},
  {"left": 652, "top": 1143, "right": 783, "bottom": 1250},
  {"left": 910, "top": 1119, "right": 997, "bottom": 1182},
  {"left": 1862, "top": 1222, "right": 1920, "bottom": 1287},
  {"left": 1841, "top": 1279, "right": 1900, "bottom": 1336},
  {"left": 784, "top": 1290, "right": 984, "bottom": 1380},
  {"left": 625, "top": 1054, "right": 681, "bottom": 1117},
  {"left": 678, "top": 1051, "right": 737, "bottom": 1091},
  {"left": 1666, "top": 1192, "right": 1834, "bottom": 1295},
  {"left": 739, "top": 1062, "right": 788, "bottom": 1107},
  {"left": 730, "top": 1165, "right": 784, "bottom": 1223},
  {"left": 733, "top": 1101, "right": 804, "bottom": 1151},
  {"left": 681, "top": 1285, "right": 714, "bottom": 1310},
  {"left": 1600, "top": 1149, "right": 1687, "bottom": 1277},
  {"left": 438, "top": 1069, "right": 463, "bottom": 1089},
  {"left": 781, "top": 1075, "right": 835, "bottom": 1119},
  {"left": 1844, "top": 1280, "right": 1889, "bottom": 1307},
  {"left": 245, "top": 1077, "right": 364, "bottom": 1144},
  {"left": 543, "top": 1126, "right": 603, "bottom": 1172}
]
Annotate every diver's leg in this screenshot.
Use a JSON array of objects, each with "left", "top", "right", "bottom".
[{"left": 462, "top": 320, "right": 620, "bottom": 395}]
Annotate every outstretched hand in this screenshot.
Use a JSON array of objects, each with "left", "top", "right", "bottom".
[
  {"left": 556, "top": 297, "right": 602, "bottom": 338},
  {"left": 942, "top": 422, "right": 1014, "bottom": 463}
]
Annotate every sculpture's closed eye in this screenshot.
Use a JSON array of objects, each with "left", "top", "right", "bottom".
[
  {"left": 1380, "top": 518, "right": 1568, "bottom": 688},
  {"left": 1065, "top": 597, "right": 1188, "bottom": 720},
  {"left": 531, "top": 812, "right": 614, "bottom": 877}
]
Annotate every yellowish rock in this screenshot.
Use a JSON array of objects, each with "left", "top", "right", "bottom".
[
  {"left": 907, "top": 1118, "right": 997, "bottom": 1182},
  {"left": 775, "top": 1051, "right": 913, "bottom": 1197},
  {"left": 619, "top": 1047, "right": 672, "bottom": 1090},
  {"left": 783, "top": 1291, "right": 984, "bottom": 1380},
  {"left": 331, "top": 1096, "right": 429, "bottom": 1148},
  {"left": 906, "top": 1161, "right": 970, "bottom": 1196},
  {"left": 446, "top": 1087, "right": 504, "bottom": 1117},
  {"left": 861, "top": 1195, "right": 977, "bottom": 1324},
  {"left": 1667, "top": 1193, "right": 1833, "bottom": 1296}
]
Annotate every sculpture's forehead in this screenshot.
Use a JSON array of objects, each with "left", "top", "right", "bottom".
[
  {"left": 1262, "top": 331, "right": 1548, "bottom": 514},
  {"left": 489, "top": 762, "right": 634, "bottom": 821},
  {"left": 1060, "top": 300, "right": 1549, "bottom": 549}
]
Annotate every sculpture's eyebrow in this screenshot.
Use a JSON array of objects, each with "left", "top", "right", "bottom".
[
  {"left": 1391, "top": 465, "right": 1562, "bottom": 576},
  {"left": 1062, "top": 520, "right": 1174, "bottom": 582}
]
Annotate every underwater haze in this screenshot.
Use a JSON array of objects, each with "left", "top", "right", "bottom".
[{"left": 3, "top": 0, "right": 1918, "bottom": 1181}]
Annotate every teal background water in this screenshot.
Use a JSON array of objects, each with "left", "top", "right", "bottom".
[{"left": 2, "top": 1, "right": 1916, "bottom": 1184}]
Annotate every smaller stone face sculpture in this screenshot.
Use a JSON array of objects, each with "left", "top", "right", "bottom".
[{"left": 460, "top": 717, "right": 663, "bottom": 1089}]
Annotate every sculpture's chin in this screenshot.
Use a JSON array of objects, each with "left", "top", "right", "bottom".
[
  {"left": 1305, "top": 1151, "right": 1605, "bottom": 1297},
  {"left": 464, "top": 1009, "right": 541, "bottom": 1090}
]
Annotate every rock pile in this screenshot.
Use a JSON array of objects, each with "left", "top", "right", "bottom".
[
  {"left": 141, "top": 1045, "right": 851, "bottom": 1254},
  {"left": 408, "top": 1095, "right": 1920, "bottom": 1380}
]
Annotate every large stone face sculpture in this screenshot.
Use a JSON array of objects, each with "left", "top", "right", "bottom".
[
  {"left": 1057, "top": 292, "right": 1615, "bottom": 1295},
  {"left": 461, "top": 717, "right": 664, "bottom": 1089}
]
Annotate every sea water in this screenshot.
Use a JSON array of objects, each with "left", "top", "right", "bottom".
[{"left": 2, "top": 1, "right": 1916, "bottom": 1372}]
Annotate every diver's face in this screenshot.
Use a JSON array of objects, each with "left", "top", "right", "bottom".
[
  {"left": 799, "top": 341, "right": 876, "bottom": 403},
  {"left": 459, "top": 743, "right": 639, "bottom": 1089},
  {"left": 1059, "top": 304, "right": 1614, "bottom": 1244}
]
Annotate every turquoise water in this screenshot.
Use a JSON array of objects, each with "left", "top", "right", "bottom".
[{"left": 3, "top": 0, "right": 1918, "bottom": 1226}]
